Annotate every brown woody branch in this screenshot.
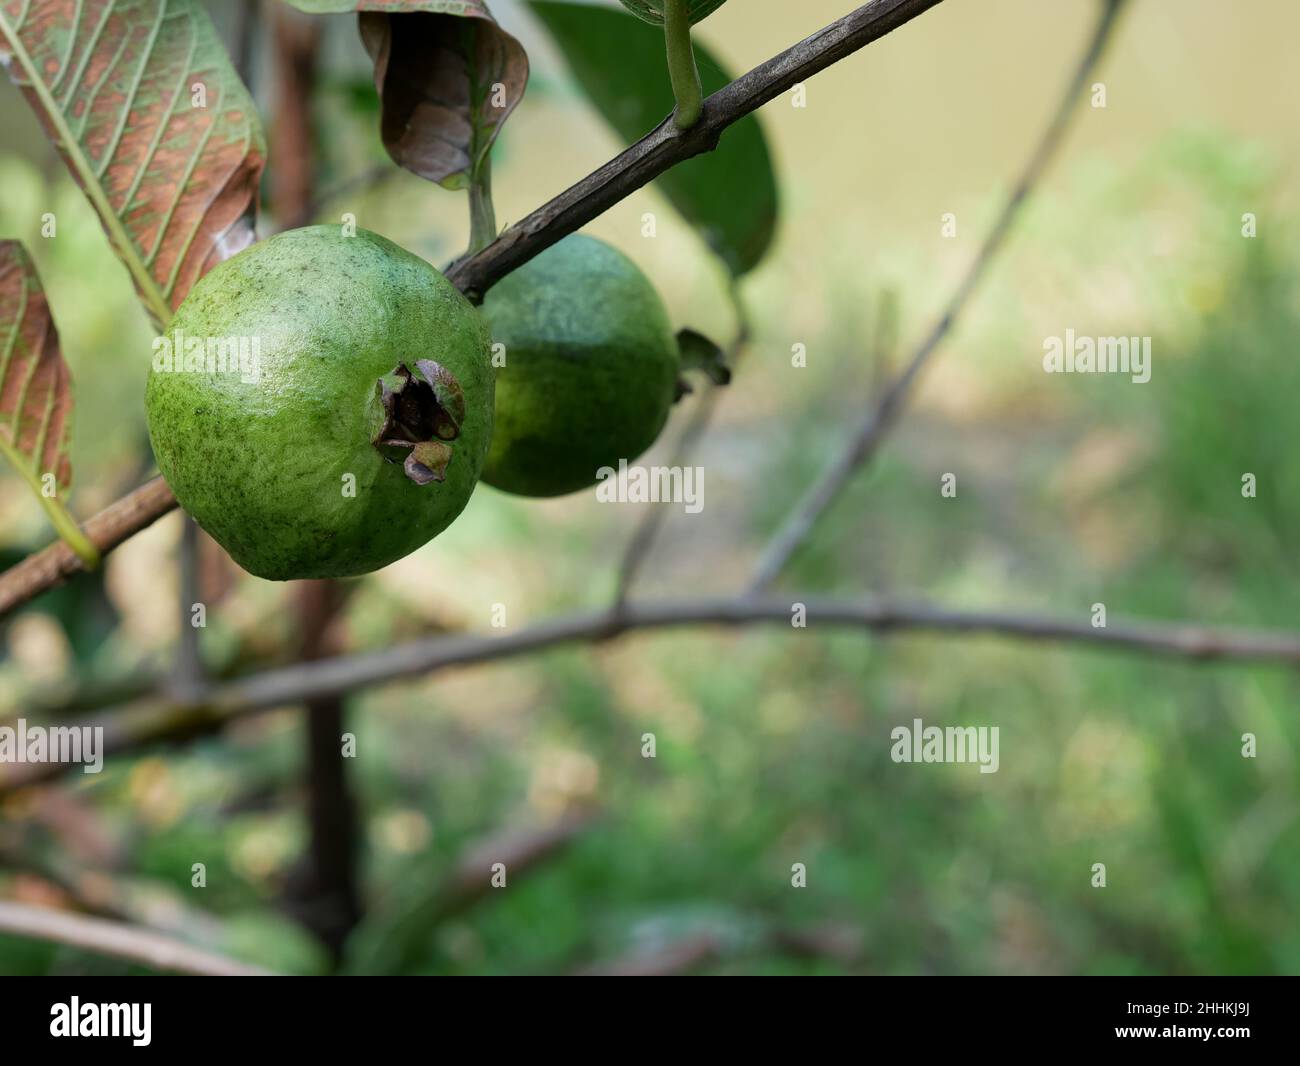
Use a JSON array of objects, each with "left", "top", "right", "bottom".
[
  {"left": 0, "top": 0, "right": 945, "bottom": 623},
  {"left": 351, "top": 816, "right": 593, "bottom": 974},
  {"left": 0, "top": 899, "right": 273, "bottom": 976},
  {"left": 575, "top": 920, "right": 864, "bottom": 976},
  {"left": 6, "top": 593, "right": 1300, "bottom": 792},
  {"left": 0, "top": 477, "right": 177, "bottom": 620},
  {"left": 445, "top": 0, "right": 946, "bottom": 301}
]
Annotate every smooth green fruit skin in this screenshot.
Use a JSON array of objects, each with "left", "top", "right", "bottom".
[
  {"left": 145, "top": 226, "right": 494, "bottom": 580},
  {"left": 481, "top": 234, "right": 678, "bottom": 498}
]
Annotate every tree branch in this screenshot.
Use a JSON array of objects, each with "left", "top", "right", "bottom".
[
  {"left": 0, "top": 0, "right": 945, "bottom": 622},
  {"left": 264, "top": 11, "right": 363, "bottom": 964},
  {"left": 347, "top": 815, "right": 592, "bottom": 973},
  {"left": 0, "top": 477, "right": 177, "bottom": 620},
  {"left": 0, "top": 900, "right": 274, "bottom": 976},
  {"left": 282, "top": 162, "right": 394, "bottom": 233},
  {"left": 746, "top": 0, "right": 1128, "bottom": 593},
  {"left": 7, "top": 592, "right": 1300, "bottom": 792},
  {"left": 172, "top": 516, "right": 204, "bottom": 700},
  {"left": 445, "top": 0, "right": 946, "bottom": 302},
  {"left": 574, "top": 919, "right": 864, "bottom": 976}
]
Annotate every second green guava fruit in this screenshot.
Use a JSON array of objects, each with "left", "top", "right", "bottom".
[
  {"left": 481, "top": 234, "right": 680, "bottom": 498},
  {"left": 145, "top": 225, "right": 494, "bottom": 580}
]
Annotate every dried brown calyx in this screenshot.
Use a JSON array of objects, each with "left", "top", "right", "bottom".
[{"left": 370, "top": 360, "right": 466, "bottom": 485}]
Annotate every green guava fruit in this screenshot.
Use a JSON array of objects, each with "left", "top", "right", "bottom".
[
  {"left": 145, "top": 225, "right": 494, "bottom": 580},
  {"left": 480, "top": 234, "right": 681, "bottom": 498}
]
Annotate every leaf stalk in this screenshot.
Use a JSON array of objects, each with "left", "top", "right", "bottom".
[
  {"left": 468, "top": 156, "right": 498, "bottom": 255},
  {"left": 664, "top": 0, "right": 703, "bottom": 129}
]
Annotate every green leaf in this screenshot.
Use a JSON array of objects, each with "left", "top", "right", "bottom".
[
  {"left": 616, "top": 0, "right": 728, "bottom": 26},
  {"left": 283, "top": 1, "right": 529, "bottom": 189},
  {"left": 0, "top": 242, "right": 97, "bottom": 567},
  {"left": 528, "top": 0, "right": 777, "bottom": 275},
  {"left": 0, "top": 1, "right": 267, "bottom": 330}
]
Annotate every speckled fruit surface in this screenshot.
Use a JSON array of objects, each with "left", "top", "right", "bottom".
[
  {"left": 145, "top": 225, "right": 493, "bottom": 580},
  {"left": 480, "top": 234, "right": 679, "bottom": 498}
]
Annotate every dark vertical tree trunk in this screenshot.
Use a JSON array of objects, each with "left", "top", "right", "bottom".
[
  {"left": 291, "top": 580, "right": 362, "bottom": 962},
  {"left": 270, "top": 9, "right": 320, "bottom": 229},
  {"left": 269, "top": 8, "right": 362, "bottom": 965}
]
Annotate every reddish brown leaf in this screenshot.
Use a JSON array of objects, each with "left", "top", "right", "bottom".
[
  {"left": 0, "top": 1, "right": 267, "bottom": 328},
  {"left": 351, "top": 1, "right": 529, "bottom": 188},
  {"left": 0, "top": 241, "right": 73, "bottom": 492}
]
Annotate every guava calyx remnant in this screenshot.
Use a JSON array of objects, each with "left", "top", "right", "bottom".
[
  {"left": 673, "top": 327, "right": 732, "bottom": 402},
  {"left": 371, "top": 359, "right": 466, "bottom": 485}
]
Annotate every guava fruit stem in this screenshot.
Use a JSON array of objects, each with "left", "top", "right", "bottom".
[
  {"left": 664, "top": 0, "right": 703, "bottom": 130},
  {"left": 468, "top": 157, "right": 498, "bottom": 255}
]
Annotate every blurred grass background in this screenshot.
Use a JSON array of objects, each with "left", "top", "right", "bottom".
[{"left": 2, "top": 0, "right": 1299, "bottom": 974}]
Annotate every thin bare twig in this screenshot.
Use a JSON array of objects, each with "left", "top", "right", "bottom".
[
  {"left": 347, "top": 816, "right": 592, "bottom": 973},
  {"left": 7, "top": 592, "right": 1300, "bottom": 792},
  {"left": 613, "top": 281, "right": 751, "bottom": 604},
  {"left": 282, "top": 162, "right": 395, "bottom": 233},
  {"left": 574, "top": 919, "right": 864, "bottom": 976},
  {"left": 435, "top": 817, "right": 593, "bottom": 917},
  {"left": 0, "top": 0, "right": 945, "bottom": 622},
  {"left": 746, "top": 0, "right": 1128, "bottom": 593},
  {"left": 0, "top": 900, "right": 274, "bottom": 976},
  {"left": 575, "top": 932, "right": 723, "bottom": 977},
  {"left": 172, "top": 517, "right": 204, "bottom": 700}
]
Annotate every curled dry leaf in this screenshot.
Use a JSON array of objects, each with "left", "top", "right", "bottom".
[
  {"left": 0, "top": 242, "right": 73, "bottom": 493},
  {"left": 353, "top": 0, "right": 529, "bottom": 188},
  {"left": 0, "top": 0, "right": 267, "bottom": 329}
]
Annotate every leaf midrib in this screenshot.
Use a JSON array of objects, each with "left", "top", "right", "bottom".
[{"left": 0, "top": 7, "right": 175, "bottom": 329}]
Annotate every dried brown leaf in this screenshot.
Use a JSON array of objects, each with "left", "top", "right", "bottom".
[{"left": 354, "top": 1, "right": 528, "bottom": 188}]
